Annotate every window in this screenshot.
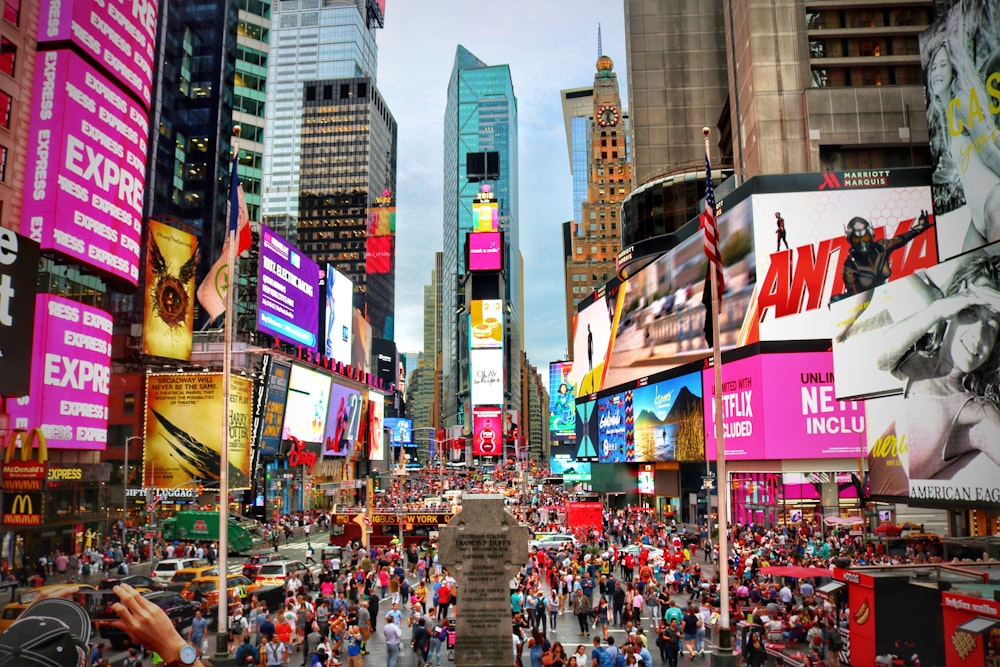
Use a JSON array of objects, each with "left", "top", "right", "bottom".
[
  {"left": 306, "top": 85, "right": 316, "bottom": 101},
  {"left": 0, "top": 145, "right": 8, "bottom": 182},
  {"left": 3, "top": 0, "right": 18, "bottom": 26},
  {"left": 0, "top": 89, "right": 10, "bottom": 129},
  {"left": 0, "top": 38, "right": 14, "bottom": 77}
]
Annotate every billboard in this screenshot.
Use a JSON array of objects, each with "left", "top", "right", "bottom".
[
  {"left": 7, "top": 295, "right": 111, "bottom": 449},
  {"left": 324, "top": 265, "right": 353, "bottom": 364},
  {"left": 142, "top": 220, "right": 197, "bottom": 360},
  {"left": 472, "top": 405, "right": 503, "bottom": 457},
  {"left": 367, "top": 392, "right": 384, "bottom": 461},
  {"left": 597, "top": 392, "right": 631, "bottom": 463},
  {"left": 22, "top": 50, "right": 147, "bottom": 287},
  {"left": 703, "top": 349, "right": 866, "bottom": 461},
  {"left": 550, "top": 456, "right": 591, "bottom": 480},
  {"left": 258, "top": 226, "right": 320, "bottom": 349},
  {"left": 0, "top": 229, "right": 39, "bottom": 397},
  {"left": 258, "top": 359, "right": 291, "bottom": 456},
  {"left": 282, "top": 364, "right": 332, "bottom": 444},
  {"left": 470, "top": 299, "right": 503, "bottom": 349},
  {"left": 472, "top": 199, "right": 499, "bottom": 232},
  {"left": 352, "top": 308, "right": 373, "bottom": 374},
  {"left": 384, "top": 417, "right": 413, "bottom": 447},
  {"left": 638, "top": 464, "right": 655, "bottom": 495},
  {"left": 365, "top": 236, "right": 393, "bottom": 274},
  {"left": 573, "top": 396, "right": 599, "bottom": 461},
  {"left": 38, "top": 0, "right": 157, "bottom": 108},
  {"left": 468, "top": 231, "right": 503, "bottom": 271},
  {"left": 373, "top": 338, "right": 398, "bottom": 388},
  {"left": 143, "top": 373, "right": 253, "bottom": 489},
  {"left": 548, "top": 361, "right": 576, "bottom": 441},
  {"left": 469, "top": 348, "right": 504, "bottom": 406},
  {"left": 919, "top": 1, "right": 1000, "bottom": 261},
  {"left": 631, "top": 370, "right": 705, "bottom": 462},
  {"left": 570, "top": 281, "right": 623, "bottom": 395},
  {"left": 323, "top": 382, "right": 363, "bottom": 457}
]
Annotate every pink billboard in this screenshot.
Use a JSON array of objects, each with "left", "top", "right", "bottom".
[
  {"left": 22, "top": 50, "right": 147, "bottom": 287},
  {"left": 7, "top": 294, "right": 112, "bottom": 450},
  {"left": 38, "top": 0, "right": 157, "bottom": 109},
  {"left": 704, "top": 350, "right": 866, "bottom": 460},
  {"left": 473, "top": 405, "right": 503, "bottom": 457},
  {"left": 468, "top": 231, "right": 503, "bottom": 271}
]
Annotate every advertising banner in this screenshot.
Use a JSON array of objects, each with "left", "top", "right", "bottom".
[
  {"left": 143, "top": 373, "right": 253, "bottom": 489},
  {"left": 919, "top": 1, "right": 1000, "bottom": 261},
  {"left": 38, "top": 0, "right": 158, "bottom": 108},
  {"left": 469, "top": 348, "right": 504, "bottom": 406},
  {"left": 22, "top": 50, "right": 147, "bottom": 287},
  {"left": 469, "top": 299, "right": 503, "bottom": 348},
  {"left": 638, "top": 464, "right": 655, "bottom": 494},
  {"left": 323, "top": 382, "right": 363, "bottom": 457},
  {"left": 324, "top": 265, "right": 353, "bottom": 364},
  {"left": 573, "top": 397, "right": 599, "bottom": 461},
  {"left": 468, "top": 231, "right": 503, "bottom": 271},
  {"left": 632, "top": 370, "right": 705, "bottom": 462},
  {"left": 0, "top": 229, "right": 39, "bottom": 397},
  {"left": 142, "top": 220, "right": 197, "bottom": 360},
  {"left": 283, "top": 364, "right": 332, "bottom": 444},
  {"left": 365, "top": 236, "right": 393, "bottom": 274},
  {"left": 565, "top": 501, "right": 602, "bottom": 530},
  {"left": 472, "top": 199, "right": 499, "bottom": 232},
  {"left": 373, "top": 338, "right": 398, "bottom": 388},
  {"left": 367, "top": 392, "right": 384, "bottom": 461},
  {"left": 472, "top": 405, "right": 503, "bottom": 457},
  {"left": 597, "top": 391, "right": 631, "bottom": 463},
  {"left": 352, "top": 308, "right": 373, "bottom": 374},
  {"left": 550, "top": 456, "right": 590, "bottom": 480},
  {"left": 570, "top": 281, "right": 623, "bottom": 395},
  {"left": 748, "top": 184, "right": 936, "bottom": 342},
  {"left": 257, "top": 226, "right": 320, "bottom": 349},
  {"left": 384, "top": 417, "right": 414, "bottom": 448},
  {"left": 7, "top": 295, "right": 111, "bottom": 449},
  {"left": 367, "top": 206, "right": 396, "bottom": 236},
  {"left": 548, "top": 361, "right": 576, "bottom": 441},
  {"left": 258, "top": 359, "right": 291, "bottom": 456}
]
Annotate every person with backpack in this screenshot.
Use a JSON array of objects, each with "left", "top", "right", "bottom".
[
  {"left": 233, "top": 637, "right": 259, "bottom": 666},
  {"left": 427, "top": 622, "right": 447, "bottom": 667},
  {"left": 535, "top": 589, "right": 549, "bottom": 634},
  {"left": 228, "top": 607, "right": 249, "bottom": 654}
]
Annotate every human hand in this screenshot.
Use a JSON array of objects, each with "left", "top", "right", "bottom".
[{"left": 110, "top": 584, "right": 189, "bottom": 664}]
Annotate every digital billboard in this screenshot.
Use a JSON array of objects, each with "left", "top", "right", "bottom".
[
  {"left": 597, "top": 392, "right": 631, "bottom": 463},
  {"left": 365, "top": 236, "right": 393, "bottom": 274},
  {"left": 324, "top": 265, "right": 353, "bottom": 364},
  {"left": 470, "top": 299, "right": 503, "bottom": 349},
  {"left": 142, "top": 220, "right": 197, "bottom": 361},
  {"left": 919, "top": 1, "right": 1000, "bottom": 261},
  {"left": 638, "top": 464, "right": 655, "bottom": 495},
  {"left": 143, "top": 373, "right": 253, "bottom": 489},
  {"left": 0, "top": 229, "right": 39, "bottom": 397},
  {"left": 632, "top": 370, "right": 704, "bottom": 462},
  {"left": 472, "top": 406, "right": 503, "bottom": 457},
  {"left": 573, "top": 396, "right": 599, "bottom": 461},
  {"left": 468, "top": 231, "right": 503, "bottom": 271},
  {"left": 570, "top": 281, "right": 623, "bottom": 395},
  {"left": 550, "top": 457, "right": 591, "bottom": 481},
  {"left": 367, "top": 392, "right": 384, "bottom": 461},
  {"left": 703, "top": 349, "right": 866, "bottom": 461},
  {"left": 282, "top": 364, "right": 332, "bottom": 444},
  {"left": 352, "top": 308, "right": 373, "bottom": 374},
  {"left": 385, "top": 417, "right": 413, "bottom": 447},
  {"left": 469, "top": 348, "right": 504, "bottom": 406},
  {"left": 472, "top": 199, "right": 499, "bottom": 232},
  {"left": 257, "top": 226, "right": 320, "bottom": 349},
  {"left": 39, "top": 0, "right": 158, "bottom": 108},
  {"left": 7, "top": 294, "right": 112, "bottom": 449},
  {"left": 258, "top": 359, "right": 291, "bottom": 456},
  {"left": 548, "top": 361, "right": 576, "bottom": 441},
  {"left": 22, "top": 50, "right": 147, "bottom": 287},
  {"left": 323, "top": 382, "right": 362, "bottom": 457}
]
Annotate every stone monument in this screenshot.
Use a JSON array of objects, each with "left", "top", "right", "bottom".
[{"left": 438, "top": 494, "right": 528, "bottom": 667}]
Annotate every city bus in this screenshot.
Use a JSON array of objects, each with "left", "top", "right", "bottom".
[{"left": 327, "top": 511, "right": 455, "bottom": 549}]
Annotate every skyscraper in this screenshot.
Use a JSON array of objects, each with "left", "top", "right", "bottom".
[{"left": 442, "top": 45, "right": 521, "bottom": 430}]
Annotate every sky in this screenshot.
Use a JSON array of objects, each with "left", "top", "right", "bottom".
[{"left": 376, "top": 1, "right": 628, "bottom": 370}]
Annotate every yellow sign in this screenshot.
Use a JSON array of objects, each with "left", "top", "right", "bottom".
[
  {"left": 472, "top": 200, "right": 498, "bottom": 232},
  {"left": 469, "top": 299, "right": 503, "bottom": 349},
  {"left": 2, "top": 428, "right": 48, "bottom": 492},
  {"left": 142, "top": 220, "right": 198, "bottom": 361},
  {"left": 3, "top": 492, "right": 40, "bottom": 525}
]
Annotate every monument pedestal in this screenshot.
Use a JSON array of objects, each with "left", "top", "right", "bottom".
[{"left": 710, "top": 627, "right": 739, "bottom": 667}]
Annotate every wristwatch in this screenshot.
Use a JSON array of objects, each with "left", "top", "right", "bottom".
[{"left": 164, "top": 645, "right": 198, "bottom": 666}]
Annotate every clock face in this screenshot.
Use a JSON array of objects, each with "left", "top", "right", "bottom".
[{"left": 597, "top": 104, "right": 619, "bottom": 127}]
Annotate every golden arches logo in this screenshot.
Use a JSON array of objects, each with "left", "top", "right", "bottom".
[
  {"left": 10, "top": 493, "right": 32, "bottom": 515},
  {"left": 4, "top": 428, "right": 48, "bottom": 463}
]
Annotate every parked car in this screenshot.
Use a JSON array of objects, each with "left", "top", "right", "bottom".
[
  {"left": 241, "top": 553, "right": 285, "bottom": 580},
  {"left": 253, "top": 560, "right": 308, "bottom": 587},
  {"left": 151, "top": 558, "right": 201, "bottom": 584},
  {"left": 99, "top": 591, "right": 202, "bottom": 649},
  {"left": 529, "top": 534, "right": 577, "bottom": 552}
]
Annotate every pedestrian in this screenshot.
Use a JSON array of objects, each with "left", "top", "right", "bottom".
[
  {"left": 742, "top": 633, "right": 767, "bottom": 667},
  {"left": 383, "top": 613, "right": 402, "bottom": 667},
  {"left": 572, "top": 589, "right": 592, "bottom": 637}
]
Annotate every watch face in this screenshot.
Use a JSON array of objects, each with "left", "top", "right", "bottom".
[
  {"left": 598, "top": 104, "right": 619, "bottom": 127},
  {"left": 179, "top": 645, "right": 198, "bottom": 664}
]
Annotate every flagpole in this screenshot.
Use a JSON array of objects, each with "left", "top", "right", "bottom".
[
  {"left": 215, "top": 126, "right": 239, "bottom": 661},
  {"left": 703, "top": 127, "right": 734, "bottom": 663}
]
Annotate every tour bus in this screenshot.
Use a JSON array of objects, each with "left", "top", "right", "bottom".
[{"left": 327, "top": 511, "right": 454, "bottom": 549}]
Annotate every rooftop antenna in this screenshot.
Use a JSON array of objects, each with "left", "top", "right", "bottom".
[{"left": 597, "top": 23, "right": 603, "bottom": 58}]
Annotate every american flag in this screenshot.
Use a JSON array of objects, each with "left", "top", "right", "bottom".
[{"left": 700, "top": 153, "right": 724, "bottom": 305}]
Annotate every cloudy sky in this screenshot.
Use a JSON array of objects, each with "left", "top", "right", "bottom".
[{"left": 376, "top": 1, "right": 628, "bottom": 369}]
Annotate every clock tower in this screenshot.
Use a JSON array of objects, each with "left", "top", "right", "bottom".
[{"left": 562, "top": 54, "right": 632, "bottom": 350}]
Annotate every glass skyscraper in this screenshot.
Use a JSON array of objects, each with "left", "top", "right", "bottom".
[{"left": 442, "top": 45, "right": 521, "bottom": 429}]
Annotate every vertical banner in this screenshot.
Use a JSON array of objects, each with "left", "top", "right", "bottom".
[
  {"left": 472, "top": 406, "right": 503, "bottom": 457},
  {"left": 257, "top": 359, "right": 291, "bottom": 456},
  {"left": 469, "top": 299, "right": 504, "bottom": 348},
  {"left": 0, "top": 229, "right": 39, "bottom": 397},
  {"left": 367, "top": 392, "right": 384, "bottom": 461},
  {"left": 143, "top": 373, "right": 253, "bottom": 489},
  {"left": 142, "top": 220, "right": 198, "bottom": 360}
]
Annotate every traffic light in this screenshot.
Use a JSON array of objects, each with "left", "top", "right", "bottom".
[
  {"left": 197, "top": 483, "right": 204, "bottom": 496},
  {"left": 371, "top": 470, "right": 381, "bottom": 490}
]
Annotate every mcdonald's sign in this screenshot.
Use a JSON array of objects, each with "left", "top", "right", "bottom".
[
  {"left": 2, "top": 491, "right": 41, "bottom": 525},
  {"left": 1, "top": 428, "right": 48, "bottom": 492}
]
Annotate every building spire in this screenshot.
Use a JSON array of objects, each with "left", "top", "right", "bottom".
[{"left": 597, "top": 23, "right": 603, "bottom": 58}]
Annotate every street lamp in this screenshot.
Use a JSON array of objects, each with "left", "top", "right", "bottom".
[{"left": 123, "top": 436, "right": 143, "bottom": 541}]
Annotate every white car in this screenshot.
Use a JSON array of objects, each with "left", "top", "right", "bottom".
[
  {"left": 152, "top": 558, "right": 201, "bottom": 583},
  {"left": 530, "top": 534, "right": 577, "bottom": 551}
]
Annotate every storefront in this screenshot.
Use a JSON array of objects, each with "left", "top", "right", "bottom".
[{"left": 941, "top": 583, "right": 1000, "bottom": 667}]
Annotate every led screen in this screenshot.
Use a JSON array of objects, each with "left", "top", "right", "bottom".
[
  {"left": 468, "top": 232, "right": 503, "bottom": 271},
  {"left": 367, "top": 392, "right": 384, "bottom": 461},
  {"left": 323, "top": 382, "right": 362, "bottom": 457},
  {"left": 472, "top": 406, "right": 503, "bottom": 457},
  {"left": 257, "top": 226, "right": 320, "bottom": 349},
  {"left": 282, "top": 365, "right": 331, "bottom": 444},
  {"left": 258, "top": 359, "right": 291, "bottom": 456},
  {"left": 570, "top": 282, "right": 622, "bottom": 395},
  {"left": 631, "top": 371, "right": 705, "bottom": 462},
  {"left": 324, "top": 265, "right": 353, "bottom": 364},
  {"left": 472, "top": 200, "right": 498, "bottom": 232},
  {"left": 548, "top": 361, "right": 576, "bottom": 441},
  {"left": 469, "top": 299, "right": 503, "bottom": 348},
  {"left": 469, "top": 349, "right": 503, "bottom": 406},
  {"left": 385, "top": 417, "right": 413, "bottom": 447},
  {"left": 638, "top": 466, "right": 655, "bottom": 495}
]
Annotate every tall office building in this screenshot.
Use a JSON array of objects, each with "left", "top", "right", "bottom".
[
  {"left": 263, "top": 0, "right": 380, "bottom": 242},
  {"left": 561, "top": 55, "right": 632, "bottom": 349},
  {"left": 442, "top": 45, "right": 522, "bottom": 430},
  {"left": 234, "top": 0, "right": 271, "bottom": 222},
  {"left": 408, "top": 252, "right": 443, "bottom": 447}
]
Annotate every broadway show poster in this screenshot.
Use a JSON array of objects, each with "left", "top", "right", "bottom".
[
  {"left": 143, "top": 374, "right": 252, "bottom": 489},
  {"left": 597, "top": 391, "right": 633, "bottom": 463},
  {"left": 142, "top": 220, "right": 197, "bottom": 360},
  {"left": 748, "top": 184, "right": 936, "bottom": 342},
  {"left": 632, "top": 371, "right": 704, "bottom": 462},
  {"left": 920, "top": 1, "right": 1000, "bottom": 261}
]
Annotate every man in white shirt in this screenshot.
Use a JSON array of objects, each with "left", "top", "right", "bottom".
[{"left": 383, "top": 614, "right": 402, "bottom": 667}]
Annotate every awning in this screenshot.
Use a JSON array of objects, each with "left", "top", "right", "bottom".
[
  {"left": 816, "top": 581, "right": 846, "bottom": 600},
  {"left": 958, "top": 617, "right": 1000, "bottom": 635}
]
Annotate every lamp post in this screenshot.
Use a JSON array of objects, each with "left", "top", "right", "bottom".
[{"left": 123, "top": 436, "right": 143, "bottom": 541}]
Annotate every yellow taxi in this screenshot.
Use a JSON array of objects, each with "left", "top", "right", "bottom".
[
  {"left": 0, "top": 584, "right": 97, "bottom": 632},
  {"left": 181, "top": 574, "right": 260, "bottom": 611},
  {"left": 167, "top": 566, "right": 219, "bottom": 592}
]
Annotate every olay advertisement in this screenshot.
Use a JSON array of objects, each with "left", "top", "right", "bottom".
[
  {"left": 323, "top": 382, "right": 362, "bottom": 457},
  {"left": 258, "top": 359, "right": 291, "bottom": 456},
  {"left": 468, "top": 231, "right": 502, "bottom": 271},
  {"left": 472, "top": 405, "right": 503, "bottom": 457},
  {"left": 469, "top": 348, "right": 503, "bottom": 406},
  {"left": 38, "top": 0, "right": 157, "bottom": 108},
  {"left": 257, "top": 226, "right": 320, "bottom": 350},
  {"left": 548, "top": 361, "right": 576, "bottom": 441},
  {"left": 23, "top": 50, "right": 147, "bottom": 287},
  {"left": 704, "top": 350, "right": 866, "bottom": 461},
  {"left": 8, "top": 294, "right": 112, "bottom": 449}
]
